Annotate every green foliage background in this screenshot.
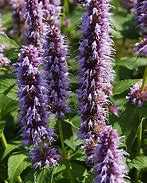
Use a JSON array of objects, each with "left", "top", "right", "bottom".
[{"left": 0, "top": 0, "right": 147, "bottom": 182}]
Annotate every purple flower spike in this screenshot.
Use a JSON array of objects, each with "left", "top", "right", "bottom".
[
  {"left": 24, "top": 0, "right": 44, "bottom": 46},
  {"left": 134, "top": 38, "right": 147, "bottom": 56},
  {"left": 136, "top": 0, "right": 147, "bottom": 36},
  {"left": 93, "top": 126, "right": 128, "bottom": 183},
  {"left": 30, "top": 144, "right": 60, "bottom": 169},
  {"left": 0, "top": 45, "right": 10, "bottom": 67},
  {"left": 10, "top": 0, "right": 24, "bottom": 36},
  {"left": 18, "top": 45, "right": 54, "bottom": 146},
  {"left": 126, "top": 83, "right": 147, "bottom": 107},
  {"left": 43, "top": 0, "right": 70, "bottom": 118},
  {"left": 78, "top": 0, "right": 114, "bottom": 142},
  {"left": 120, "top": 0, "right": 137, "bottom": 12},
  {"left": 134, "top": 0, "right": 147, "bottom": 56}
]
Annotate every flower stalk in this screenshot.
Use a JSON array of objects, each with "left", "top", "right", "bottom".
[{"left": 57, "top": 119, "right": 74, "bottom": 183}]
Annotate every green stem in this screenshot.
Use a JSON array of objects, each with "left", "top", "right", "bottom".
[
  {"left": 61, "top": 0, "right": 69, "bottom": 26},
  {"left": 134, "top": 66, "right": 147, "bottom": 181},
  {"left": 141, "top": 66, "right": 147, "bottom": 91},
  {"left": 137, "top": 121, "right": 143, "bottom": 155},
  {"left": 16, "top": 176, "right": 22, "bottom": 183},
  {"left": 0, "top": 131, "right": 7, "bottom": 149},
  {"left": 57, "top": 120, "right": 74, "bottom": 183},
  {"left": 1, "top": 131, "right": 22, "bottom": 183},
  {"left": 57, "top": 120, "right": 65, "bottom": 151},
  {"left": 63, "top": 0, "right": 69, "bottom": 19}
]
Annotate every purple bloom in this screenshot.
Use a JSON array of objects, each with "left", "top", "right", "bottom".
[
  {"left": 134, "top": 38, "right": 147, "bottom": 56},
  {"left": 134, "top": 0, "right": 147, "bottom": 55},
  {"left": 93, "top": 126, "right": 128, "bottom": 183},
  {"left": 77, "top": 0, "right": 114, "bottom": 157},
  {"left": 126, "top": 83, "right": 147, "bottom": 107},
  {"left": 29, "top": 144, "right": 60, "bottom": 169},
  {"left": 0, "top": 45, "right": 10, "bottom": 67},
  {"left": 135, "top": 0, "right": 147, "bottom": 36},
  {"left": 41, "top": 0, "right": 61, "bottom": 25},
  {"left": 24, "top": 0, "right": 45, "bottom": 46},
  {"left": 10, "top": 0, "right": 24, "bottom": 36},
  {"left": 43, "top": 0, "right": 70, "bottom": 118},
  {"left": 109, "top": 104, "right": 119, "bottom": 117},
  {"left": 0, "top": 0, "right": 8, "bottom": 7},
  {"left": 18, "top": 45, "right": 54, "bottom": 146},
  {"left": 120, "top": 0, "right": 137, "bottom": 12}
]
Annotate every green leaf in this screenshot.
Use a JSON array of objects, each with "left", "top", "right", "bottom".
[
  {"left": 52, "top": 164, "right": 66, "bottom": 175},
  {"left": 49, "top": 114, "right": 57, "bottom": 128},
  {"left": 8, "top": 153, "right": 31, "bottom": 183},
  {"left": 116, "top": 57, "right": 147, "bottom": 70},
  {"left": 129, "top": 156, "right": 147, "bottom": 170},
  {"left": 64, "top": 133, "right": 82, "bottom": 151},
  {"left": 0, "top": 78, "right": 17, "bottom": 100},
  {"left": 0, "top": 94, "right": 18, "bottom": 120},
  {"left": 34, "top": 168, "right": 52, "bottom": 183},
  {"left": 117, "top": 103, "right": 147, "bottom": 153},
  {"left": 24, "top": 170, "right": 35, "bottom": 183},
  {"left": 70, "top": 161, "right": 86, "bottom": 183},
  {"left": 2, "top": 12, "right": 12, "bottom": 29},
  {"left": 71, "top": 149, "right": 85, "bottom": 161},
  {"left": 82, "top": 169, "right": 93, "bottom": 183},
  {"left": 0, "top": 163, "right": 7, "bottom": 181},
  {"left": 0, "top": 120, "right": 6, "bottom": 137},
  {"left": 113, "top": 79, "right": 142, "bottom": 95},
  {"left": 0, "top": 33, "right": 19, "bottom": 49},
  {"left": 64, "top": 119, "right": 79, "bottom": 129},
  {"left": 2, "top": 140, "right": 21, "bottom": 159}
]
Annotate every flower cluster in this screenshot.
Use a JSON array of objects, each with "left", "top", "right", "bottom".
[
  {"left": 93, "top": 126, "right": 127, "bottom": 183},
  {"left": 126, "top": 83, "right": 147, "bottom": 107},
  {"left": 0, "top": 0, "right": 8, "bottom": 7},
  {"left": 10, "top": 0, "right": 24, "bottom": 36},
  {"left": 0, "top": 45, "right": 10, "bottom": 67},
  {"left": 17, "top": 45, "right": 59, "bottom": 168},
  {"left": 43, "top": 0, "right": 70, "bottom": 118},
  {"left": 77, "top": 0, "right": 114, "bottom": 160},
  {"left": 134, "top": 0, "right": 147, "bottom": 55},
  {"left": 18, "top": 45, "right": 54, "bottom": 146},
  {"left": 120, "top": 0, "right": 137, "bottom": 12},
  {"left": 77, "top": 1, "right": 128, "bottom": 182},
  {"left": 17, "top": 0, "right": 60, "bottom": 168},
  {"left": 134, "top": 38, "right": 147, "bottom": 56},
  {"left": 24, "top": 0, "right": 44, "bottom": 46},
  {"left": 29, "top": 144, "right": 60, "bottom": 169}
]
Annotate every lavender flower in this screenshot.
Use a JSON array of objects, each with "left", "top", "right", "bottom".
[
  {"left": 41, "top": 0, "right": 61, "bottom": 25},
  {"left": 109, "top": 103, "right": 119, "bottom": 117},
  {"left": 134, "top": 0, "right": 147, "bottom": 55},
  {"left": 0, "top": 45, "right": 10, "bottom": 66},
  {"left": 120, "top": 0, "right": 137, "bottom": 12},
  {"left": 93, "top": 126, "right": 128, "bottom": 183},
  {"left": 43, "top": 0, "right": 69, "bottom": 118},
  {"left": 0, "top": 0, "right": 8, "bottom": 7},
  {"left": 24, "top": 0, "right": 45, "bottom": 46},
  {"left": 10, "top": 0, "right": 24, "bottom": 36},
  {"left": 134, "top": 38, "right": 147, "bottom": 56},
  {"left": 126, "top": 83, "right": 147, "bottom": 107},
  {"left": 77, "top": 0, "right": 114, "bottom": 148},
  {"left": 135, "top": 0, "right": 147, "bottom": 36},
  {"left": 29, "top": 144, "right": 60, "bottom": 169},
  {"left": 18, "top": 45, "right": 54, "bottom": 146}
]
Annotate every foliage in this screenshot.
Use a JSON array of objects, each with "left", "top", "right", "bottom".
[{"left": 0, "top": 0, "right": 147, "bottom": 183}]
